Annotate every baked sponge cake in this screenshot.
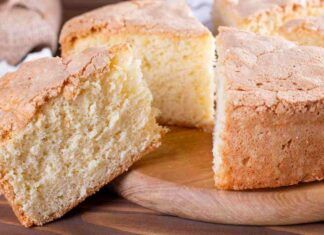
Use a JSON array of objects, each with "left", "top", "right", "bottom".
[
  {"left": 60, "top": 0, "right": 215, "bottom": 131},
  {"left": 214, "top": 27, "right": 324, "bottom": 190},
  {"left": 212, "top": 0, "right": 324, "bottom": 36},
  {"left": 279, "top": 16, "right": 324, "bottom": 47},
  {"left": 0, "top": 46, "right": 164, "bottom": 226}
]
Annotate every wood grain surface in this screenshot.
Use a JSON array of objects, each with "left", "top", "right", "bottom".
[
  {"left": 0, "top": 187, "right": 323, "bottom": 235},
  {"left": 114, "top": 127, "right": 324, "bottom": 226}
]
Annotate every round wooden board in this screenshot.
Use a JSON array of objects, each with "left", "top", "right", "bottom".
[{"left": 114, "top": 127, "right": 324, "bottom": 226}]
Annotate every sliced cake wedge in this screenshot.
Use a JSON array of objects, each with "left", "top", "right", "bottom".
[
  {"left": 214, "top": 27, "right": 324, "bottom": 190},
  {"left": 60, "top": 0, "right": 215, "bottom": 131},
  {"left": 0, "top": 46, "right": 164, "bottom": 226}
]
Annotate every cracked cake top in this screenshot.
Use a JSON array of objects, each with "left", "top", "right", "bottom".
[
  {"left": 216, "top": 27, "right": 324, "bottom": 111},
  {"left": 0, "top": 46, "right": 126, "bottom": 140}
]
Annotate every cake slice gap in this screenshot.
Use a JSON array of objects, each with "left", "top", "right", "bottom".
[{"left": 60, "top": 0, "right": 216, "bottom": 131}]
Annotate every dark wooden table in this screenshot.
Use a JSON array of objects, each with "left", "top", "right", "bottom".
[
  {"left": 1, "top": 187, "right": 323, "bottom": 235},
  {"left": 1, "top": 1, "right": 322, "bottom": 234}
]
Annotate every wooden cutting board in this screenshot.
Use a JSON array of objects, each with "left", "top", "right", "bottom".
[{"left": 113, "top": 127, "right": 324, "bottom": 226}]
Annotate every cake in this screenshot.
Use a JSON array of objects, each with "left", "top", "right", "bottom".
[
  {"left": 60, "top": 0, "right": 216, "bottom": 131},
  {"left": 0, "top": 45, "right": 164, "bottom": 226},
  {"left": 212, "top": 0, "right": 324, "bottom": 36},
  {"left": 0, "top": 0, "right": 61, "bottom": 65},
  {"left": 279, "top": 16, "right": 324, "bottom": 47},
  {"left": 214, "top": 27, "right": 324, "bottom": 190}
]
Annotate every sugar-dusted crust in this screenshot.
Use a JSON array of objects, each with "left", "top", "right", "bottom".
[
  {"left": 279, "top": 16, "right": 324, "bottom": 46},
  {"left": 0, "top": 46, "right": 125, "bottom": 142},
  {"left": 214, "top": 27, "right": 324, "bottom": 190},
  {"left": 0, "top": 140, "right": 162, "bottom": 227},
  {"left": 59, "top": 0, "right": 211, "bottom": 56}
]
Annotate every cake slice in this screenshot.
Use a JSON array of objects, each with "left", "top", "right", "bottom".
[
  {"left": 212, "top": 0, "right": 324, "bottom": 35},
  {"left": 214, "top": 27, "right": 324, "bottom": 190},
  {"left": 60, "top": 0, "right": 215, "bottom": 131},
  {"left": 279, "top": 16, "right": 324, "bottom": 47},
  {"left": 0, "top": 45, "right": 164, "bottom": 226}
]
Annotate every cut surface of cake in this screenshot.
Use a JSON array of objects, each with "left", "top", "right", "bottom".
[
  {"left": 214, "top": 27, "right": 324, "bottom": 190},
  {"left": 212, "top": 0, "right": 324, "bottom": 36},
  {"left": 279, "top": 16, "right": 324, "bottom": 47},
  {"left": 60, "top": 0, "right": 215, "bottom": 131},
  {"left": 0, "top": 46, "right": 164, "bottom": 226}
]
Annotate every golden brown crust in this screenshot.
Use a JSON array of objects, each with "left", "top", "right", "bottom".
[
  {"left": 214, "top": 27, "right": 324, "bottom": 190},
  {"left": 215, "top": 108, "right": 324, "bottom": 190},
  {"left": 59, "top": 0, "right": 211, "bottom": 56},
  {"left": 0, "top": 139, "right": 163, "bottom": 227}
]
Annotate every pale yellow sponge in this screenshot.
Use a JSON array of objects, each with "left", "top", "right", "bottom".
[
  {"left": 0, "top": 46, "right": 164, "bottom": 226},
  {"left": 60, "top": 0, "right": 216, "bottom": 131},
  {"left": 213, "top": 0, "right": 324, "bottom": 36}
]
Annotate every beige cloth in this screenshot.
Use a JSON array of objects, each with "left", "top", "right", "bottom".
[{"left": 0, "top": 0, "right": 61, "bottom": 65}]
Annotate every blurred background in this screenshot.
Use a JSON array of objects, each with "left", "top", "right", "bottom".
[
  {"left": 0, "top": 0, "right": 212, "bottom": 76},
  {"left": 62, "top": 0, "right": 122, "bottom": 21}
]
